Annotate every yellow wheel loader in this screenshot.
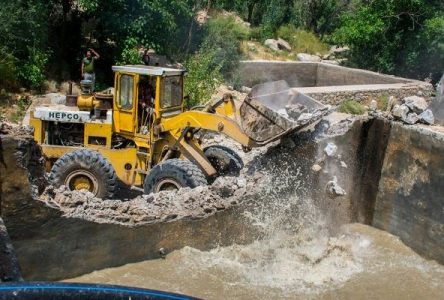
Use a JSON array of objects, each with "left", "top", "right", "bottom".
[{"left": 29, "top": 65, "right": 329, "bottom": 198}]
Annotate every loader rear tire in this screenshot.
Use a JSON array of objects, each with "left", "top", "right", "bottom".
[
  {"left": 49, "top": 149, "right": 117, "bottom": 199},
  {"left": 204, "top": 145, "right": 243, "bottom": 177},
  {"left": 143, "top": 159, "right": 207, "bottom": 194}
]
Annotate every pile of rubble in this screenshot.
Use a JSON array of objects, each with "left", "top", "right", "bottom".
[
  {"left": 391, "top": 95, "right": 434, "bottom": 125},
  {"left": 39, "top": 176, "right": 253, "bottom": 226}
]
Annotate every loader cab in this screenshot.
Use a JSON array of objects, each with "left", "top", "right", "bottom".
[{"left": 111, "top": 65, "right": 186, "bottom": 136}]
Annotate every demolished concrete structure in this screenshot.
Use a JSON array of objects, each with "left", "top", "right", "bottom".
[
  {"left": 239, "top": 61, "right": 433, "bottom": 105},
  {"left": 1, "top": 113, "right": 444, "bottom": 281},
  {"left": 0, "top": 62, "right": 443, "bottom": 283}
]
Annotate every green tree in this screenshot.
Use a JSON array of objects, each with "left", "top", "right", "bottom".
[{"left": 332, "top": 0, "right": 443, "bottom": 81}]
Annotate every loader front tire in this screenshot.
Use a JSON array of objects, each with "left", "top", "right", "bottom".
[
  {"left": 49, "top": 149, "right": 117, "bottom": 199},
  {"left": 204, "top": 145, "right": 243, "bottom": 177},
  {"left": 143, "top": 159, "right": 207, "bottom": 194}
]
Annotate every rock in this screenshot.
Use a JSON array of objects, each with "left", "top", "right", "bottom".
[
  {"left": 324, "top": 142, "right": 337, "bottom": 157},
  {"left": 297, "top": 113, "right": 314, "bottom": 123},
  {"left": 46, "top": 93, "right": 66, "bottom": 105},
  {"left": 403, "top": 96, "right": 428, "bottom": 114},
  {"left": 386, "top": 96, "right": 397, "bottom": 113},
  {"left": 392, "top": 104, "right": 409, "bottom": 121},
  {"left": 265, "top": 38, "right": 292, "bottom": 52},
  {"left": 321, "top": 60, "right": 339, "bottom": 65},
  {"left": 326, "top": 178, "right": 346, "bottom": 198},
  {"left": 419, "top": 109, "right": 435, "bottom": 125},
  {"left": 369, "top": 100, "right": 378, "bottom": 111},
  {"left": 276, "top": 38, "right": 292, "bottom": 51},
  {"left": 329, "top": 46, "right": 349, "bottom": 56},
  {"left": 405, "top": 112, "right": 419, "bottom": 125},
  {"left": 296, "top": 53, "right": 322, "bottom": 62},
  {"left": 340, "top": 161, "right": 348, "bottom": 168},
  {"left": 285, "top": 103, "right": 308, "bottom": 120},
  {"left": 312, "top": 164, "right": 322, "bottom": 172},
  {"left": 264, "top": 39, "right": 281, "bottom": 52},
  {"left": 60, "top": 82, "right": 82, "bottom": 95}
]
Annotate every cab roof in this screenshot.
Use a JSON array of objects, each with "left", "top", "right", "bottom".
[{"left": 112, "top": 65, "right": 185, "bottom": 76}]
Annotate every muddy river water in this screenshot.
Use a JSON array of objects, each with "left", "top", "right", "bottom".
[{"left": 68, "top": 222, "right": 444, "bottom": 299}]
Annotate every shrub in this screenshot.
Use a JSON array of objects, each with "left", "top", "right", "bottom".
[
  {"left": 0, "top": 47, "right": 18, "bottom": 90},
  {"left": 18, "top": 48, "right": 49, "bottom": 92},
  {"left": 276, "top": 25, "right": 329, "bottom": 54},
  {"left": 338, "top": 100, "right": 366, "bottom": 115},
  {"left": 184, "top": 49, "right": 223, "bottom": 107},
  {"left": 202, "top": 16, "right": 249, "bottom": 78}
]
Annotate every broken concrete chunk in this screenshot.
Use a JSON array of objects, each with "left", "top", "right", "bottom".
[
  {"left": 392, "top": 104, "right": 409, "bottom": 121},
  {"left": 324, "top": 142, "right": 337, "bottom": 157},
  {"left": 312, "top": 164, "right": 322, "bottom": 172},
  {"left": 297, "top": 113, "right": 314, "bottom": 123},
  {"left": 405, "top": 112, "right": 419, "bottom": 125},
  {"left": 419, "top": 109, "right": 435, "bottom": 125},
  {"left": 326, "top": 178, "right": 346, "bottom": 198},
  {"left": 403, "top": 96, "right": 428, "bottom": 114},
  {"left": 285, "top": 103, "right": 308, "bottom": 120}
]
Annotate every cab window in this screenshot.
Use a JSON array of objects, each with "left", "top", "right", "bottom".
[
  {"left": 161, "top": 76, "right": 182, "bottom": 109},
  {"left": 119, "top": 75, "right": 134, "bottom": 110}
]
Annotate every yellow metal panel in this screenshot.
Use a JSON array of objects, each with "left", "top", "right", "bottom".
[
  {"left": 113, "top": 72, "right": 138, "bottom": 134},
  {"left": 160, "top": 111, "right": 251, "bottom": 147},
  {"left": 84, "top": 123, "right": 113, "bottom": 148},
  {"left": 41, "top": 145, "right": 144, "bottom": 186},
  {"left": 29, "top": 113, "right": 43, "bottom": 144}
]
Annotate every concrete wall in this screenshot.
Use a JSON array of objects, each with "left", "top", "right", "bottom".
[
  {"left": 316, "top": 64, "right": 410, "bottom": 86},
  {"left": 238, "top": 61, "right": 418, "bottom": 87},
  {"left": 0, "top": 134, "right": 261, "bottom": 281},
  {"left": 1, "top": 119, "right": 444, "bottom": 280},
  {"left": 373, "top": 124, "right": 444, "bottom": 263},
  {"left": 239, "top": 61, "right": 318, "bottom": 87}
]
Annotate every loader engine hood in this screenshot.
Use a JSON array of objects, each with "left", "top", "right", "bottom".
[{"left": 239, "top": 81, "right": 331, "bottom": 144}]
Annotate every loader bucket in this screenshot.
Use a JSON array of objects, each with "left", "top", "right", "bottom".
[{"left": 239, "top": 80, "right": 330, "bottom": 144}]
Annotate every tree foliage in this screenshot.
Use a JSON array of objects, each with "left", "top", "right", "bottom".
[
  {"left": 332, "top": 0, "right": 443, "bottom": 81},
  {"left": 0, "top": 0, "right": 442, "bottom": 91}
]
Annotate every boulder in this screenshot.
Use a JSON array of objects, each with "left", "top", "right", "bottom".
[
  {"left": 392, "top": 104, "right": 409, "bottom": 121},
  {"left": 264, "top": 39, "right": 281, "bottom": 52},
  {"left": 276, "top": 38, "right": 292, "bottom": 51},
  {"left": 321, "top": 60, "right": 340, "bottom": 65},
  {"left": 329, "top": 46, "right": 349, "bottom": 58},
  {"left": 419, "top": 109, "right": 435, "bottom": 125},
  {"left": 403, "top": 96, "right": 428, "bottom": 114},
  {"left": 326, "top": 178, "right": 346, "bottom": 198},
  {"left": 405, "top": 112, "right": 419, "bottom": 125},
  {"left": 296, "top": 53, "right": 322, "bottom": 62},
  {"left": 324, "top": 142, "right": 337, "bottom": 157}
]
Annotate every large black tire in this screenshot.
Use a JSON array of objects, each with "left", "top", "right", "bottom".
[
  {"left": 204, "top": 145, "right": 244, "bottom": 177},
  {"left": 49, "top": 149, "right": 117, "bottom": 199},
  {"left": 143, "top": 159, "right": 207, "bottom": 194}
]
